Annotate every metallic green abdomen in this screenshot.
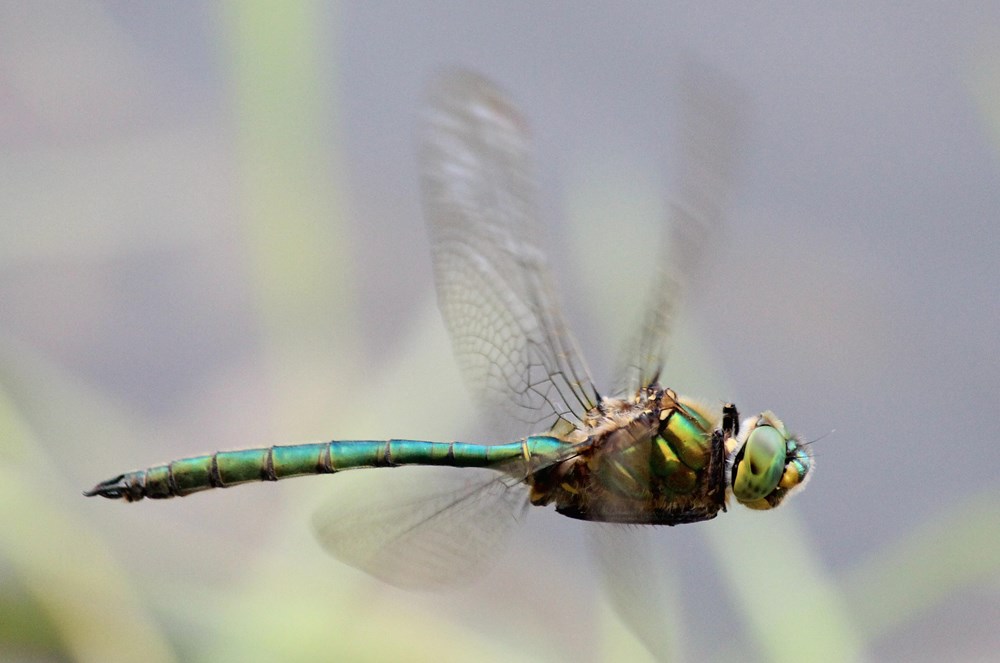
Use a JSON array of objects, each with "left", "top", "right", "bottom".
[{"left": 86, "top": 437, "right": 568, "bottom": 502}]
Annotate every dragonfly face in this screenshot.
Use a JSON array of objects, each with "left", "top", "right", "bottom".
[{"left": 729, "top": 411, "right": 812, "bottom": 510}]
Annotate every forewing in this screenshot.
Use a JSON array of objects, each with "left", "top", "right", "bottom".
[
  {"left": 618, "top": 67, "right": 746, "bottom": 394},
  {"left": 421, "top": 71, "right": 599, "bottom": 438},
  {"left": 590, "top": 524, "right": 681, "bottom": 661}
]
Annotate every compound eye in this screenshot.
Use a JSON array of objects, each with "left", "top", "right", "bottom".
[{"left": 733, "top": 424, "right": 787, "bottom": 501}]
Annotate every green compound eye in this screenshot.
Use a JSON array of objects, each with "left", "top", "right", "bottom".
[{"left": 733, "top": 423, "right": 787, "bottom": 502}]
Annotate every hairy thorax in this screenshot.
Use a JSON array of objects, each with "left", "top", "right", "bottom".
[{"left": 527, "top": 386, "right": 730, "bottom": 525}]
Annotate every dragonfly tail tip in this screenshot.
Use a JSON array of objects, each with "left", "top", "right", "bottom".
[{"left": 84, "top": 475, "right": 134, "bottom": 500}]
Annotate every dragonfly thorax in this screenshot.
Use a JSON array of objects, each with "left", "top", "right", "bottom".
[
  {"left": 526, "top": 386, "right": 812, "bottom": 524},
  {"left": 528, "top": 385, "right": 729, "bottom": 525}
]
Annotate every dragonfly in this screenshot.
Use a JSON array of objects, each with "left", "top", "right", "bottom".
[{"left": 87, "top": 70, "right": 812, "bottom": 600}]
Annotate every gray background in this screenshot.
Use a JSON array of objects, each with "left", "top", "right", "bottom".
[{"left": 1, "top": 3, "right": 997, "bottom": 662}]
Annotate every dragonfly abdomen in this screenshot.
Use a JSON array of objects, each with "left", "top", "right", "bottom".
[{"left": 85, "top": 437, "right": 568, "bottom": 502}]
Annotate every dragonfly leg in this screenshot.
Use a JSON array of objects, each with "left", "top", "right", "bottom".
[
  {"left": 721, "top": 402, "right": 739, "bottom": 438},
  {"left": 706, "top": 407, "right": 735, "bottom": 512}
]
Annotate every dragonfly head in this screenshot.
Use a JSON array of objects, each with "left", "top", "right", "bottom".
[{"left": 728, "top": 411, "right": 812, "bottom": 510}]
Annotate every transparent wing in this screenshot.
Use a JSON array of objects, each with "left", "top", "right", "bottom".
[
  {"left": 589, "top": 524, "right": 680, "bottom": 662},
  {"left": 618, "top": 66, "right": 745, "bottom": 394},
  {"left": 421, "top": 71, "right": 599, "bottom": 438},
  {"left": 313, "top": 468, "right": 529, "bottom": 589}
]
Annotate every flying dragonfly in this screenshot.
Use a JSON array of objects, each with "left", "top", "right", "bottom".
[{"left": 87, "top": 70, "right": 811, "bottom": 606}]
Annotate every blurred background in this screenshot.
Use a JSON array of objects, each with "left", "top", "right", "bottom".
[{"left": 2, "top": 3, "right": 998, "bottom": 662}]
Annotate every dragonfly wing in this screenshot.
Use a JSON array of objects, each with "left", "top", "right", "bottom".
[
  {"left": 617, "top": 67, "right": 746, "bottom": 394},
  {"left": 590, "top": 524, "right": 680, "bottom": 661},
  {"left": 421, "top": 71, "right": 599, "bottom": 438},
  {"left": 313, "top": 468, "right": 528, "bottom": 589}
]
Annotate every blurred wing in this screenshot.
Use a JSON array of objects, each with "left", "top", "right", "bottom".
[
  {"left": 590, "top": 524, "right": 680, "bottom": 662},
  {"left": 313, "top": 468, "right": 528, "bottom": 588},
  {"left": 421, "top": 71, "right": 599, "bottom": 438},
  {"left": 618, "top": 66, "right": 746, "bottom": 394}
]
